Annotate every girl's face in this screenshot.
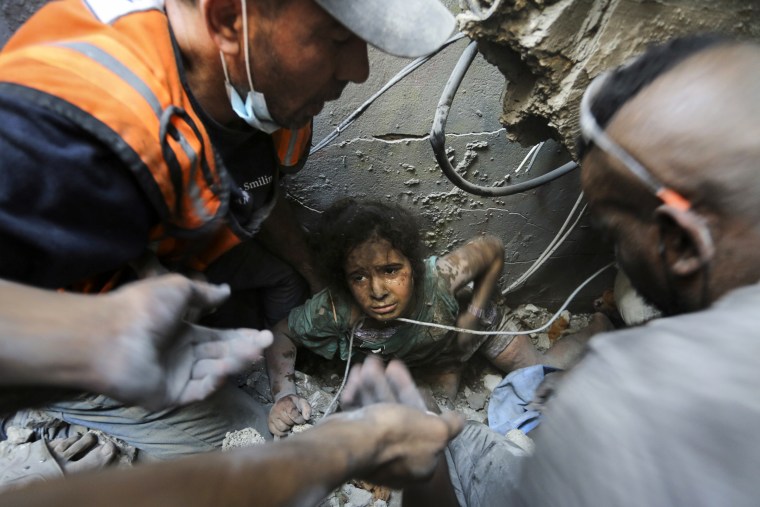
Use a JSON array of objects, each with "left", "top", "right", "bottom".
[{"left": 344, "top": 237, "right": 415, "bottom": 322}]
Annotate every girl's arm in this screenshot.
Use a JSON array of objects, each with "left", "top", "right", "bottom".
[
  {"left": 265, "top": 319, "right": 312, "bottom": 436},
  {"left": 436, "top": 235, "right": 505, "bottom": 347}
]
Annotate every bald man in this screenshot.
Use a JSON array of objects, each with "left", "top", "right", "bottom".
[
  {"left": 383, "top": 36, "right": 760, "bottom": 507},
  {"left": 510, "top": 36, "right": 760, "bottom": 506}
]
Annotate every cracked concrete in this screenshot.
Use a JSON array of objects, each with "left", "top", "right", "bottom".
[{"left": 457, "top": 0, "right": 760, "bottom": 152}]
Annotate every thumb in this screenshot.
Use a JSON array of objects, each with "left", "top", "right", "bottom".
[
  {"left": 297, "top": 398, "right": 312, "bottom": 421},
  {"left": 438, "top": 410, "right": 465, "bottom": 441},
  {"left": 182, "top": 279, "right": 232, "bottom": 312}
]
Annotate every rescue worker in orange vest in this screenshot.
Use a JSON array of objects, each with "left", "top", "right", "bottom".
[{"left": 0, "top": 0, "right": 455, "bottom": 460}]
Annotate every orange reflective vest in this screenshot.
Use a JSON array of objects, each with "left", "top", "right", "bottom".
[{"left": 0, "top": 0, "right": 311, "bottom": 278}]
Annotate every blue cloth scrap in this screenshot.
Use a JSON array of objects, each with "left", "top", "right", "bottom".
[{"left": 488, "top": 365, "right": 559, "bottom": 435}]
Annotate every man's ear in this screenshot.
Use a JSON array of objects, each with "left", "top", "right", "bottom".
[
  {"left": 202, "top": 0, "right": 242, "bottom": 55},
  {"left": 655, "top": 205, "right": 715, "bottom": 277}
]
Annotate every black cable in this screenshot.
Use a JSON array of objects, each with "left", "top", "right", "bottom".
[{"left": 430, "top": 41, "right": 578, "bottom": 197}]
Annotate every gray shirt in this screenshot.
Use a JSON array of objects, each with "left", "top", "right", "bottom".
[{"left": 514, "top": 283, "right": 760, "bottom": 506}]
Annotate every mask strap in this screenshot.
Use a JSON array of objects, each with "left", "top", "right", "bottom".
[
  {"left": 240, "top": 0, "right": 255, "bottom": 91},
  {"left": 219, "top": 52, "right": 231, "bottom": 83}
]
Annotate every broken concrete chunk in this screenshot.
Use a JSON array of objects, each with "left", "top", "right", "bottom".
[
  {"left": 221, "top": 428, "right": 265, "bottom": 451},
  {"left": 5, "top": 427, "right": 33, "bottom": 445},
  {"left": 307, "top": 389, "right": 335, "bottom": 416},
  {"left": 458, "top": 0, "right": 760, "bottom": 152}
]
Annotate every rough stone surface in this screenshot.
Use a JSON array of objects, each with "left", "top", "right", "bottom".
[
  {"left": 0, "top": 0, "right": 44, "bottom": 45},
  {"left": 458, "top": 0, "right": 760, "bottom": 152}
]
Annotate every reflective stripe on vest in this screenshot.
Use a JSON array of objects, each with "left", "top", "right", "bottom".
[
  {"left": 0, "top": 0, "right": 312, "bottom": 274},
  {"left": 0, "top": 1, "right": 226, "bottom": 235}
]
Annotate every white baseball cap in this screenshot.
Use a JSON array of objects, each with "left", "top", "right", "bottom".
[{"left": 313, "top": 0, "right": 456, "bottom": 58}]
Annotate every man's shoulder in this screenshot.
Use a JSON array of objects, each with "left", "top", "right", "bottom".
[
  {"left": 517, "top": 283, "right": 760, "bottom": 506},
  {"left": 587, "top": 282, "right": 760, "bottom": 367},
  {"left": 0, "top": 90, "right": 107, "bottom": 158}
]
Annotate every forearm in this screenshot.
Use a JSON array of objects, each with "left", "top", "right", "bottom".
[
  {"left": 1, "top": 418, "right": 378, "bottom": 507},
  {"left": 258, "top": 196, "right": 322, "bottom": 293},
  {"left": 450, "top": 235, "right": 504, "bottom": 347},
  {"left": 266, "top": 321, "right": 299, "bottom": 399},
  {"left": 0, "top": 280, "right": 110, "bottom": 391},
  {"left": 468, "top": 237, "right": 504, "bottom": 310}
]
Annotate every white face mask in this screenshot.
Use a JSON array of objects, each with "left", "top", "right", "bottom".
[{"left": 219, "top": 0, "right": 281, "bottom": 134}]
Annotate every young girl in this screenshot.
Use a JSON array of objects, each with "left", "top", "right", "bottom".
[{"left": 265, "top": 199, "right": 590, "bottom": 436}]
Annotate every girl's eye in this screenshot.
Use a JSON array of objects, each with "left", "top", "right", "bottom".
[
  {"left": 351, "top": 274, "right": 367, "bottom": 283},
  {"left": 384, "top": 266, "right": 399, "bottom": 275}
]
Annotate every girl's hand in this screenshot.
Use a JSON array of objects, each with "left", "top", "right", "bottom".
[{"left": 268, "top": 393, "right": 312, "bottom": 436}]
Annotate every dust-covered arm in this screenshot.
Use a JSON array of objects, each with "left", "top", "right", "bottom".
[
  {"left": 437, "top": 235, "right": 505, "bottom": 345},
  {"left": 0, "top": 276, "right": 273, "bottom": 411},
  {"left": 266, "top": 319, "right": 312, "bottom": 435}
]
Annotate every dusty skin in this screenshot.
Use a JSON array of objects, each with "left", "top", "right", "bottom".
[{"left": 0, "top": 275, "right": 272, "bottom": 412}]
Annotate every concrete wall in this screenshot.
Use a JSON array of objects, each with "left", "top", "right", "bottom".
[
  {"left": 290, "top": 0, "right": 612, "bottom": 310},
  {"left": 0, "top": 1, "right": 612, "bottom": 311},
  {"left": 459, "top": 0, "right": 760, "bottom": 151},
  {"left": 0, "top": 0, "right": 41, "bottom": 43}
]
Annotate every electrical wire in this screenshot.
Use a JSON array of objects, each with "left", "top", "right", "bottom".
[
  {"left": 430, "top": 41, "right": 578, "bottom": 197},
  {"left": 514, "top": 141, "right": 544, "bottom": 174},
  {"left": 502, "top": 192, "right": 586, "bottom": 295},
  {"left": 321, "top": 319, "right": 359, "bottom": 418},
  {"left": 316, "top": 259, "right": 612, "bottom": 420},
  {"left": 310, "top": 33, "right": 466, "bottom": 155},
  {"left": 399, "top": 262, "right": 614, "bottom": 336}
]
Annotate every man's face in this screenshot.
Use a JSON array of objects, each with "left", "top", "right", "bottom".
[
  {"left": 581, "top": 150, "right": 677, "bottom": 312},
  {"left": 345, "top": 237, "right": 415, "bottom": 323},
  {"left": 582, "top": 44, "right": 760, "bottom": 315},
  {"left": 241, "top": 0, "right": 369, "bottom": 128}
]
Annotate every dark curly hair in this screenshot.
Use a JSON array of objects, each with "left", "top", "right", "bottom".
[{"left": 312, "top": 198, "right": 426, "bottom": 298}]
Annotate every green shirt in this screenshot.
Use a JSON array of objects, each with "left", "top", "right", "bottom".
[{"left": 287, "top": 257, "right": 465, "bottom": 368}]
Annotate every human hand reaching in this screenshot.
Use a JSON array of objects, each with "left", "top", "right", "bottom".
[
  {"left": 330, "top": 355, "right": 463, "bottom": 488},
  {"left": 96, "top": 274, "right": 273, "bottom": 410},
  {"left": 268, "top": 394, "right": 312, "bottom": 436}
]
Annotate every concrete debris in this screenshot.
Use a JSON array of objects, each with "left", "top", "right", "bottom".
[
  {"left": 291, "top": 424, "right": 314, "bottom": 434},
  {"left": 307, "top": 389, "right": 336, "bottom": 417},
  {"left": 221, "top": 428, "right": 265, "bottom": 451},
  {"left": 483, "top": 373, "right": 503, "bottom": 392},
  {"left": 501, "top": 302, "right": 591, "bottom": 352},
  {"left": 318, "top": 482, "right": 401, "bottom": 507},
  {"left": 344, "top": 484, "right": 374, "bottom": 507},
  {"left": 4, "top": 427, "right": 33, "bottom": 445},
  {"left": 458, "top": 0, "right": 760, "bottom": 153},
  {"left": 465, "top": 389, "right": 488, "bottom": 412},
  {"left": 465, "top": 140, "right": 489, "bottom": 150}
]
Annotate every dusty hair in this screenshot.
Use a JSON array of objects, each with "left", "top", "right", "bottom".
[{"left": 312, "top": 199, "right": 425, "bottom": 298}]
